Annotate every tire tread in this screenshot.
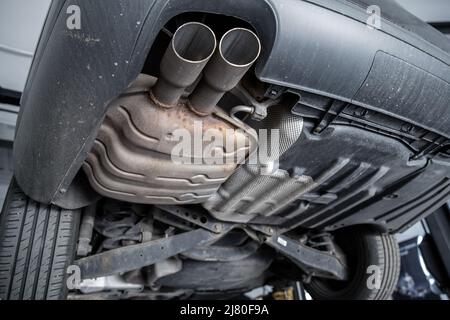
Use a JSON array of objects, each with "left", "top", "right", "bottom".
[{"left": 0, "top": 179, "right": 80, "bottom": 300}]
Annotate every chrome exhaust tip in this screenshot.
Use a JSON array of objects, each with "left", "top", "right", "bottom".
[
  {"left": 189, "top": 28, "right": 261, "bottom": 115},
  {"left": 220, "top": 27, "right": 261, "bottom": 68},
  {"left": 151, "top": 22, "right": 217, "bottom": 107}
]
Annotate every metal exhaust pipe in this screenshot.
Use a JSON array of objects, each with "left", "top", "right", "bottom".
[
  {"left": 151, "top": 22, "right": 217, "bottom": 107},
  {"left": 189, "top": 28, "right": 261, "bottom": 115}
]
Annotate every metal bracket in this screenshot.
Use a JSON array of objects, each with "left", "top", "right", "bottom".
[
  {"left": 264, "top": 85, "right": 286, "bottom": 100},
  {"left": 230, "top": 84, "right": 280, "bottom": 121},
  {"left": 264, "top": 234, "right": 348, "bottom": 281}
]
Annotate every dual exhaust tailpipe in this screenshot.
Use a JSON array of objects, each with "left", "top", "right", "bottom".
[{"left": 151, "top": 22, "right": 261, "bottom": 115}]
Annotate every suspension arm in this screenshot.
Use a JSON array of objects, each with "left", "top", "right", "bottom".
[
  {"left": 264, "top": 234, "right": 349, "bottom": 281},
  {"left": 75, "top": 228, "right": 228, "bottom": 280}
]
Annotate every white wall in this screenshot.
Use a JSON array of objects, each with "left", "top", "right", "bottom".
[{"left": 0, "top": 0, "right": 52, "bottom": 92}]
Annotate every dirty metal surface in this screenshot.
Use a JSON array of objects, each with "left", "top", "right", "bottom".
[{"left": 84, "top": 74, "right": 257, "bottom": 204}]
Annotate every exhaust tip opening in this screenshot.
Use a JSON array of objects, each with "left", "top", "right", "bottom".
[
  {"left": 172, "top": 22, "right": 217, "bottom": 63},
  {"left": 219, "top": 28, "right": 261, "bottom": 68}
]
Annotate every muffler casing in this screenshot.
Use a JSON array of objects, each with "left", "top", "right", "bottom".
[{"left": 83, "top": 74, "right": 257, "bottom": 204}]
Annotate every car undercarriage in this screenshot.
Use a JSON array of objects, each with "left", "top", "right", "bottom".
[{"left": 1, "top": 0, "right": 450, "bottom": 301}]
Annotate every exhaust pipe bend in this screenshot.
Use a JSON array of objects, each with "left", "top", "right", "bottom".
[
  {"left": 151, "top": 22, "right": 217, "bottom": 107},
  {"left": 189, "top": 28, "right": 261, "bottom": 116}
]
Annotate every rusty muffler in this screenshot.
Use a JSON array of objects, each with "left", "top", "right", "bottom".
[{"left": 84, "top": 24, "right": 260, "bottom": 205}]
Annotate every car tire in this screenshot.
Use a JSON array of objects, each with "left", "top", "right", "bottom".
[
  {"left": 0, "top": 178, "right": 80, "bottom": 300},
  {"left": 304, "top": 226, "right": 400, "bottom": 300}
]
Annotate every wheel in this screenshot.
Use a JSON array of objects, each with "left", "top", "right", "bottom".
[
  {"left": 304, "top": 226, "right": 400, "bottom": 300},
  {"left": 0, "top": 179, "right": 81, "bottom": 300}
]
